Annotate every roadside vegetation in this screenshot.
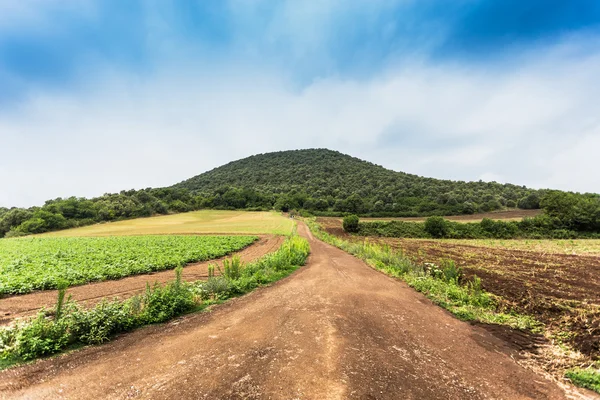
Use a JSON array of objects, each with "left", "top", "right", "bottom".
[
  {"left": 0, "top": 235, "right": 257, "bottom": 295},
  {"left": 308, "top": 219, "right": 539, "bottom": 330},
  {"left": 0, "top": 236, "right": 310, "bottom": 367},
  {"left": 315, "top": 217, "right": 600, "bottom": 394}
]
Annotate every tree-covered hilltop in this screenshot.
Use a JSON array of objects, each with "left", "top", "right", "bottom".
[
  {"left": 174, "top": 149, "right": 541, "bottom": 215},
  {"left": 4, "top": 149, "right": 597, "bottom": 238}
]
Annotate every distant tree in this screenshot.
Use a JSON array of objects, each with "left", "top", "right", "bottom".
[
  {"left": 314, "top": 198, "right": 329, "bottom": 211},
  {"left": 274, "top": 195, "right": 292, "bottom": 212},
  {"left": 461, "top": 202, "right": 476, "bottom": 215},
  {"left": 169, "top": 200, "right": 190, "bottom": 213},
  {"left": 541, "top": 191, "right": 600, "bottom": 231},
  {"left": 518, "top": 193, "right": 540, "bottom": 209},
  {"left": 344, "top": 194, "right": 366, "bottom": 214},
  {"left": 0, "top": 208, "right": 33, "bottom": 237},
  {"left": 424, "top": 216, "right": 449, "bottom": 238}
]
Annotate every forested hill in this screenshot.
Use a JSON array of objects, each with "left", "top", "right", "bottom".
[
  {"left": 174, "top": 149, "right": 541, "bottom": 215},
  {"left": 4, "top": 148, "right": 598, "bottom": 238}
]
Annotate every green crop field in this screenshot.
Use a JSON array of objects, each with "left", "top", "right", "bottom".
[
  {"left": 0, "top": 235, "right": 257, "bottom": 295},
  {"left": 41, "top": 210, "right": 294, "bottom": 237}
]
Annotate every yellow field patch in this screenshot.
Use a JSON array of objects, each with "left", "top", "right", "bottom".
[
  {"left": 445, "top": 238, "right": 600, "bottom": 255},
  {"left": 42, "top": 210, "right": 294, "bottom": 237}
]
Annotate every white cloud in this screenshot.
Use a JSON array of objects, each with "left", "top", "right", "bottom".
[{"left": 1, "top": 37, "right": 600, "bottom": 207}]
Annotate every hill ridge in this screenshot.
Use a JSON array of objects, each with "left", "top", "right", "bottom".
[
  {"left": 0, "top": 148, "right": 543, "bottom": 238},
  {"left": 173, "top": 148, "right": 540, "bottom": 215}
]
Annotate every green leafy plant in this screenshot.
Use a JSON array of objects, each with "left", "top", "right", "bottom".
[
  {"left": 566, "top": 368, "right": 600, "bottom": 393},
  {"left": 0, "top": 235, "right": 257, "bottom": 295},
  {"left": 219, "top": 256, "right": 243, "bottom": 280},
  {"left": 343, "top": 214, "right": 360, "bottom": 233}
]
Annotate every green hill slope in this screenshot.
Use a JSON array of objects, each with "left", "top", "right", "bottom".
[
  {"left": 174, "top": 149, "right": 540, "bottom": 216},
  {"left": 5, "top": 148, "right": 598, "bottom": 239}
]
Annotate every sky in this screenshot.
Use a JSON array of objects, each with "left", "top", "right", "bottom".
[{"left": 1, "top": 0, "right": 600, "bottom": 207}]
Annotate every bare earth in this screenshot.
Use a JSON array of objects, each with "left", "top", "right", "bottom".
[
  {"left": 0, "top": 236, "right": 284, "bottom": 326},
  {"left": 0, "top": 224, "right": 586, "bottom": 399}
]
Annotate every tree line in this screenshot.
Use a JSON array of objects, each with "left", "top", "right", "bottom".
[{"left": 345, "top": 191, "right": 600, "bottom": 239}]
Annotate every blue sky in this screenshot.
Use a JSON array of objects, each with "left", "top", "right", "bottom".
[{"left": 1, "top": 1, "right": 600, "bottom": 206}]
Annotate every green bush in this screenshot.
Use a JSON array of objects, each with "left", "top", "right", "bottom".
[
  {"left": 343, "top": 214, "right": 360, "bottom": 233},
  {"left": 68, "top": 300, "right": 136, "bottom": 344},
  {"left": 138, "top": 268, "right": 196, "bottom": 324},
  {"left": 358, "top": 220, "right": 429, "bottom": 238},
  {"left": 219, "top": 256, "right": 243, "bottom": 280},
  {"left": 195, "top": 276, "right": 234, "bottom": 300},
  {"left": 480, "top": 218, "right": 519, "bottom": 238},
  {"left": 0, "top": 314, "right": 70, "bottom": 361},
  {"left": 424, "top": 216, "right": 449, "bottom": 238},
  {"left": 357, "top": 215, "right": 600, "bottom": 240}
]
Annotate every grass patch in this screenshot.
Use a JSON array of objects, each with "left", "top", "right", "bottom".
[
  {"left": 0, "top": 235, "right": 309, "bottom": 368},
  {"left": 566, "top": 368, "right": 600, "bottom": 393},
  {"left": 41, "top": 210, "right": 294, "bottom": 237},
  {"left": 306, "top": 219, "right": 541, "bottom": 331}
]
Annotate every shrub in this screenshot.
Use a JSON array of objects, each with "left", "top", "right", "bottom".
[
  {"left": 518, "top": 193, "right": 540, "bottom": 209},
  {"left": 68, "top": 300, "right": 136, "bottom": 344},
  {"left": 480, "top": 218, "right": 519, "bottom": 239},
  {"left": 138, "top": 273, "right": 196, "bottom": 324},
  {"left": 424, "top": 216, "right": 449, "bottom": 238},
  {"left": 360, "top": 220, "right": 429, "bottom": 238},
  {"left": 343, "top": 214, "right": 360, "bottom": 233},
  {"left": 0, "top": 314, "right": 70, "bottom": 360},
  {"left": 196, "top": 276, "right": 234, "bottom": 300}
]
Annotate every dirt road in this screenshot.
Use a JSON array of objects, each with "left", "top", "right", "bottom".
[
  {"left": 0, "top": 224, "right": 585, "bottom": 399},
  {"left": 0, "top": 236, "right": 284, "bottom": 326}
]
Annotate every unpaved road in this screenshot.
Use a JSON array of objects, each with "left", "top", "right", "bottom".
[
  {"left": 0, "top": 224, "right": 588, "bottom": 399},
  {"left": 0, "top": 236, "right": 283, "bottom": 326}
]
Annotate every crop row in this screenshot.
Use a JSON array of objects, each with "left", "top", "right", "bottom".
[{"left": 0, "top": 235, "right": 257, "bottom": 295}]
